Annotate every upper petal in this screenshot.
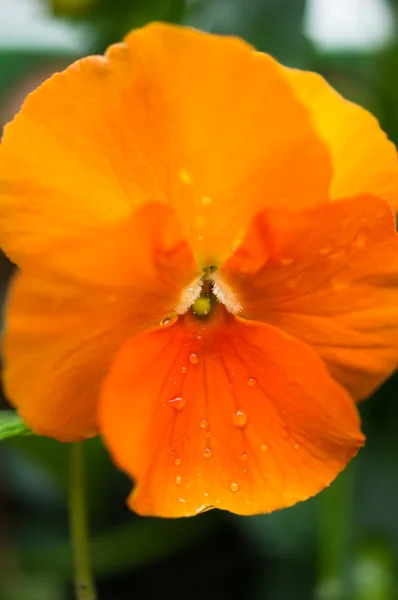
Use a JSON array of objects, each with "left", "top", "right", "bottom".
[
  {"left": 282, "top": 67, "right": 398, "bottom": 210},
  {"left": 219, "top": 195, "right": 398, "bottom": 400},
  {"left": 0, "top": 23, "right": 332, "bottom": 267},
  {"left": 99, "top": 306, "right": 363, "bottom": 518}
]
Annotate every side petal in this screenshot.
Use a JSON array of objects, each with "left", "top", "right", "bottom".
[
  {"left": 219, "top": 195, "right": 398, "bottom": 400},
  {"left": 99, "top": 307, "right": 363, "bottom": 518},
  {"left": 0, "top": 23, "right": 332, "bottom": 267},
  {"left": 3, "top": 206, "right": 198, "bottom": 441},
  {"left": 282, "top": 67, "right": 398, "bottom": 210}
]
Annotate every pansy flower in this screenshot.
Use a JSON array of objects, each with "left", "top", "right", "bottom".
[{"left": 1, "top": 24, "right": 398, "bottom": 517}]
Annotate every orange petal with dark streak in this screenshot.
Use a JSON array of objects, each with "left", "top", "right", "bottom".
[
  {"left": 219, "top": 194, "right": 398, "bottom": 400},
  {"left": 100, "top": 306, "right": 364, "bottom": 518}
]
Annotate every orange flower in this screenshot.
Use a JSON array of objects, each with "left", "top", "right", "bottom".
[{"left": 1, "top": 23, "right": 398, "bottom": 517}]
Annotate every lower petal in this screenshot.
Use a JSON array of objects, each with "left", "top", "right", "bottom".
[{"left": 99, "top": 306, "right": 364, "bottom": 518}]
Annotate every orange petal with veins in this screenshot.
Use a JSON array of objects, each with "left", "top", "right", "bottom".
[
  {"left": 100, "top": 306, "right": 363, "bottom": 517},
  {"left": 219, "top": 194, "right": 398, "bottom": 400}
]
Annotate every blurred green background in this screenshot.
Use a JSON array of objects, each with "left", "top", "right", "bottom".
[{"left": 1, "top": 0, "right": 398, "bottom": 599}]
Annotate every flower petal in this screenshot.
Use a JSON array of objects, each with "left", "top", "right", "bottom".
[
  {"left": 282, "top": 67, "right": 398, "bottom": 209},
  {"left": 0, "top": 23, "right": 332, "bottom": 267},
  {"left": 99, "top": 306, "right": 363, "bottom": 518},
  {"left": 219, "top": 195, "right": 398, "bottom": 401},
  {"left": 3, "top": 205, "right": 198, "bottom": 441}
]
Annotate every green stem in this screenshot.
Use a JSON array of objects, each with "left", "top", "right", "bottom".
[
  {"left": 317, "top": 466, "right": 354, "bottom": 600},
  {"left": 69, "top": 442, "right": 97, "bottom": 600}
]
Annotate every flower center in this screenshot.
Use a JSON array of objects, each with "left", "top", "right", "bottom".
[{"left": 176, "top": 267, "right": 242, "bottom": 317}]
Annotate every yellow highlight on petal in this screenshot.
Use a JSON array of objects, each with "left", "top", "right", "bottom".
[
  {"left": 179, "top": 169, "right": 191, "bottom": 184},
  {"left": 192, "top": 296, "right": 212, "bottom": 316}
]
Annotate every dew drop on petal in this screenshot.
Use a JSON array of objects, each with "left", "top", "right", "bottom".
[
  {"left": 183, "top": 433, "right": 189, "bottom": 441},
  {"left": 241, "top": 453, "right": 248, "bottom": 461},
  {"left": 204, "top": 492, "right": 209, "bottom": 497},
  {"left": 319, "top": 246, "right": 331, "bottom": 256},
  {"left": 160, "top": 314, "right": 176, "bottom": 327},
  {"left": 355, "top": 227, "right": 370, "bottom": 247},
  {"left": 174, "top": 457, "right": 181, "bottom": 466},
  {"left": 247, "top": 377, "right": 256, "bottom": 387},
  {"left": 200, "top": 419, "right": 208, "bottom": 429},
  {"left": 178, "top": 498, "right": 186, "bottom": 503},
  {"left": 189, "top": 353, "right": 199, "bottom": 365},
  {"left": 230, "top": 482, "right": 239, "bottom": 492},
  {"left": 205, "top": 430, "right": 211, "bottom": 438},
  {"left": 280, "top": 257, "right": 293, "bottom": 266},
  {"left": 169, "top": 396, "right": 186, "bottom": 410},
  {"left": 181, "top": 366, "right": 188, "bottom": 374},
  {"left": 175, "top": 475, "right": 182, "bottom": 485},
  {"left": 294, "top": 443, "right": 300, "bottom": 450},
  {"left": 261, "top": 444, "right": 269, "bottom": 452},
  {"left": 233, "top": 409, "right": 248, "bottom": 428},
  {"left": 204, "top": 448, "right": 212, "bottom": 458}
]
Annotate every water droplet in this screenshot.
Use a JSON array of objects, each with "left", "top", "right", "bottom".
[
  {"left": 204, "top": 448, "right": 212, "bottom": 458},
  {"left": 294, "top": 443, "right": 300, "bottom": 450},
  {"left": 182, "top": 433, "right": 189, "bottom": 441},
  {"left": 200, "top": 419, "right": 208, "bottom": 429},
  {"left": 205, "top": 430, "right": 211, "bottom": 438},
  {"left": 241, "top": 453, "right": 248, "bottom": 461},
  {"left": 230, "top": 482, "right": 239, "bottom": 492},
  {"left": 261, "top": 444, "right": 268, "bottom": 452},
  {"left": 169, "top": 396, "right": 185, "bottom": 410},
  {"left": 174, "top": 457, "right": 181, "bottom": 466},
  {"left": 319, "top": 245, "right": 331, "bottom": 256},
  {"left": 233, "top": 409, "right": 248, "bottom": 428},
  {"left": 175, "top": 475, "right": 182, "bottom": 485},
  {"left": 201, "top": 196, "right": 212, "bottom": 205},
  {"left": 355, "top": 227, "right": 370, "bottom": 247},
  {"left": 247, "top": 377, "right": 256, "bottom": 387},
  {"left": 189, "top": 353, "right": 199, "bottom": 365},
  {"left": 280, "top": 257, "right": 293, "bottom": 266},
  {"left": 169, "top": 446, "right": 174, "bottom": 453},
  {"left": 160, "top": 316, "right": 173, "bottom": 326},
  {"left": 178, "top": 498, "right": 186, "bottom": 503},
  {"left": 204, "top": 492, "right": 209, "bottom": 497},
  {"left": 181, "top": 366, "right": 187, "bottom": 374}
]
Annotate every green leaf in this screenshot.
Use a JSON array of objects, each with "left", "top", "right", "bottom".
[{"left": 0, "top": 411, "right": 33, "bottom": 441}]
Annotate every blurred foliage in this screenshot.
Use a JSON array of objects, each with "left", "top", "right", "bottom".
[
  {"left": 45, "top": 0, "right": 186, "bottom": 50},
  {"left": 1, "top": 0, "right": 398, "bottom": 599}
]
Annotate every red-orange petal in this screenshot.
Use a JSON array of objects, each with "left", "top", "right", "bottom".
[
  {"left": 219, "top": 195, "right": 398, "bottom": 401},
  {"left": 0, "top": 23, "right": 332, "bottom": 268},
  {"left": 99, "top": 306, "right": 363, "bottom": 518},
  {"left": 282, "top": 67, "right": 398, "bottom": 210},
  {"left": 3, "top": 204, "right": 198, "bottom": 441}
]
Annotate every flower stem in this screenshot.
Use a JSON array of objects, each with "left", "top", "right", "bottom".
[
  {"left": 317, "top": 467, "right": 354, "bottom": 600},
  {"left": 69, "top": 442, "right": 97, "bottom": 600}
]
